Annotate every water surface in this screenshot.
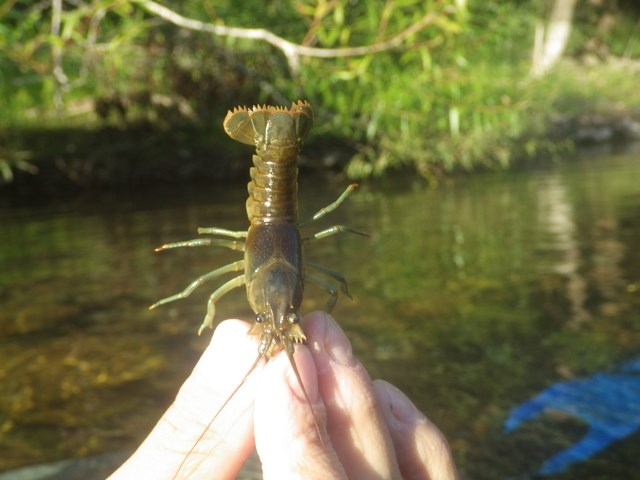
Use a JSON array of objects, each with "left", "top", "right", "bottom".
[{"left": 1, "top": 151, "right": 639, "bottom": 478}]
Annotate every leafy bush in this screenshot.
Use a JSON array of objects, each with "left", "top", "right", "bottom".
[{"left": 1, "top": 0, "right": 639, "bottom": 185}]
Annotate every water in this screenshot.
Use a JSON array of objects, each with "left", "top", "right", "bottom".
[{"left": 1, "top": 151, "right": 639, "bottom": 478}]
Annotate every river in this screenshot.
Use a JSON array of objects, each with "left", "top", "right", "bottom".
[{"left": 1, "top": 148, "right": 639, "bottom": 479}]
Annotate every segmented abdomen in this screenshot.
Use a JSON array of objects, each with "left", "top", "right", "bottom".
[{"left": 246, "top": 148, "right": 299, "bottom": 224}]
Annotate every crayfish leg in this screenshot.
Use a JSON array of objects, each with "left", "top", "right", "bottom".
[
  {"left": 305, "top": 262, "right": 352, "bottom": 298},
  {"left": 306, "top": 224, "right": 368, "bottom": 241},
  {"left": 300, "top": 183, "right": 359, "bottom": 227},
  {"left": 306, "top": 274, "right": 339, "bottom": 312},
  {"left": 199, "top": 275, "right": 246, "bottom": 335},
  {"left": 149, "top": 260, "right": 244, "bottom": 310},
  {"left": 197, "top": 227, "right": 248, "bottom": 238},
  {"left": 154, "top": 238, "right": 245, "bottom": 252}
]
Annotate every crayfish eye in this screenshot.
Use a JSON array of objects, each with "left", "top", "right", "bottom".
[{"left": 255, "top": 313, "right": 265, "bottom": 323}]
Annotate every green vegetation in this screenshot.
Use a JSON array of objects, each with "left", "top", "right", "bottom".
[{"left": 1, "top": 0, "right": 639, "bottom": 187}]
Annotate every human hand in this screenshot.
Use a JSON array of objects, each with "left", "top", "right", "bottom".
[{"left": 109, "top": 311, "right": 457, "bottom": 479}]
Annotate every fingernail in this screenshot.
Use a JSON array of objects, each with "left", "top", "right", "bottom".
[
  {"left": 321, "top": 313, "right": 356, "bottom": 367},
  {"left": 378, "top": 380, "right": 426, "bottom": 425}
]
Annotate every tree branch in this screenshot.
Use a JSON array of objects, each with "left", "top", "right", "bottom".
[
  {"left": 133, "top": 0, "right": 439, "bottom": 71},
  {"left": 51, "top": 0, "right": 69, "bottom": 109}
]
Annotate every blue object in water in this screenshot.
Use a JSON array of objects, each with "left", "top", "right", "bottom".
[{"left": 504, "top": 357, "right": 640, "bottom": 476}]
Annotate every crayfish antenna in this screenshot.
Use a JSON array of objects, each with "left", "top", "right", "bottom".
[{"left": 284, "top": 346, "right": 326, "bottom": 451}]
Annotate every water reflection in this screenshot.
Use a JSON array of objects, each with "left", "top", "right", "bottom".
[
  {"left": 1, "top": 154, "right": 639, "bottom": 478},
  {"left": 537, "top": 174, "right": 591, "bottom": 326},
  {"left": 535, "top": 168, "right": 632, "bottom": 330}
]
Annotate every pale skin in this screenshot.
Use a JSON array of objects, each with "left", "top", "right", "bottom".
[{"left": 109, "top": 311, "right": 458, "bottom": 479}]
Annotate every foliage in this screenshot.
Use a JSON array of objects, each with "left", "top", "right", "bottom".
[{"left": 0, "top": 0, "right": 639, "bottom": 186}]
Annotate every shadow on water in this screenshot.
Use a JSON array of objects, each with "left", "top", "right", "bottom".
[{"left": 1, "top": 152, "right": 639, "bottom": 478}]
